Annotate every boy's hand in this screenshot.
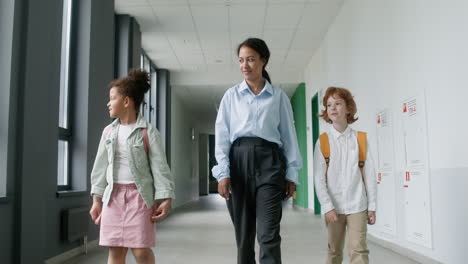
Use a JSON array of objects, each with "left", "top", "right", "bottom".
[
  {"left": 284, "top": 181, "right": 296, "bottom": 200},
  {"left": 89, "top": 197, "right": 102, "bottom": 225},
  {"left": 218, "top": 178, "right": 231, "bottom": 200},
  {"left": 151, "top": 198, "right": 172, "bottom": 222},
  {"left": 368, "top": 211, "right": 376, "bottom": 225},
  {"left": 325, "top": 209, "right": 339, "bottom": 224}
]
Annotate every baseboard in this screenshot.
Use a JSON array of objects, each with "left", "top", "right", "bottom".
[
  {"left": 292, "top": 203, "right": 315, "bottom": 212},
  {"left": 45, "top": 239, "right": 99, "bottom": 264},
  {"left": 171, "top": 198, "right": 200, "bottom": 213},
  {"left": 368, "top": 234, "right": 443, "bottom": 264}
]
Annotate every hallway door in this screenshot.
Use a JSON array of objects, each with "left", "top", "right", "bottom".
[
  {"left": 311, "top": 93, "right": 321, "bottom": 215},
  {"left": 208, "top": 134, "right": 218, "bottom": 193},
  {"left": 291, "top": 83, "right": 308, "bottom": 208}
]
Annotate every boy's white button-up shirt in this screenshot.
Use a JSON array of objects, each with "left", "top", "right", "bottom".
[{"left": 314, "top": 126, "right": 377, "bottom": 215}]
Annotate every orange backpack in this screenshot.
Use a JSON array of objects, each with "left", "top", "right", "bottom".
[{"left": 319, "top": 131, "right": 367, "bottom": 186}]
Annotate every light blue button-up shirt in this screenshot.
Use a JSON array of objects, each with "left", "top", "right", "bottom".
[{"left": 212, "top": 80, "right": 302, "bottom": 184}]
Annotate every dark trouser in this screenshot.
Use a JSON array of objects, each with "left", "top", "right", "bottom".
[{"left": 227, "top": 137, "right": 286, "bottom": 264}]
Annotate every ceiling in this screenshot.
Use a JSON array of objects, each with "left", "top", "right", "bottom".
[{"left": 115, "top": 0, "right": 344, "bottom": 128}]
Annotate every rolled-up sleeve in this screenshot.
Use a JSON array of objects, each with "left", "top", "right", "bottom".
[
  {"left": 90, "top": 127, "right": 110, "bottom": 196},
  {"left": 149, "top": 127, "right": 175, "bottom": 200},
  {"left": 314, "top": 141, "right": 335, "bottom": 214},
  {"left": 212, "top": 91, "right": 232, "bottom": 182},
  {"left": 364, "top": 142, "right": 377, "bottom": 211},
  {"left": 278, "top": 92, "right": 302, "bottom": 184}
]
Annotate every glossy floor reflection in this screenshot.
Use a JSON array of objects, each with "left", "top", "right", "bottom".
[{"left": 70, "top": 194, "right": 418, "bottom": 264}]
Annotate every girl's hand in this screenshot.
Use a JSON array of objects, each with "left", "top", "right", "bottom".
[
  {"left": 284, "top": 181, "right": 296, "bottom": 200},
  {"left": 151, "top": 198, "right": 172, "bottom": 222},
  {"left": 368, "top": 211, "right": 376, "bottom": 225},
  {"left": 89, "top": 197, "right": 102, "bottom": 225},
  {"left": 218, "top": 178, "right": 231, "bottom": 200},
  {"left": 325, "top": 209, "right": 339, "bottom": 224}
]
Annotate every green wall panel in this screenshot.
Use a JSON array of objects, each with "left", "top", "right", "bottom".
[{"left": 290, "top": 83, "right": 308, "bottom": 208}]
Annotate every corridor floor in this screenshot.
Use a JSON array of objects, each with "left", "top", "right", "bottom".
[{"left": 70, "top": 194, "right": 418, "bottom": 264}]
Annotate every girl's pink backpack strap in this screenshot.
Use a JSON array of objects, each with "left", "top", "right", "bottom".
[
  {"left": 142, "top": 128, "right": 149, "bottom": 155},
  {"left": 103, "top": 125, "right": 112, "bottom": 138}
]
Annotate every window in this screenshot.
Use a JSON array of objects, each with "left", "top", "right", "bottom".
[
  {"left": 150, "top": 67, "right": 158, "bottom": 125},
  {"left": 140, "top": 52, "right": 158, "bottom": 125},
  {"left": 58, "top": 0, "right": 73, "bottom": 190},
  {"left": 140, "top": 54, "right": 150, "bottom": 119},
  {"left": 0, "top": 0, "right": 16, "bottom": 198}
]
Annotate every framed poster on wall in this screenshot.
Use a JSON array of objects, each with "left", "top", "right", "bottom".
[{"left": 401, "top": 92, "right": 433, "bottom": 249}]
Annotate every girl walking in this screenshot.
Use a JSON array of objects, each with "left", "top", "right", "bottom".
[{"left": 89, "top": 69, "right": 175, "bottom": 264}]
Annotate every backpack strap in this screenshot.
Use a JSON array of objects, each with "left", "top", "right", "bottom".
[
  {"left": 103, "top": 125, "right": 112, "bottom": 139},
  {"left": 357, "top": 131, "right": 367, "bottom": 169},
  {"left": 319, "top": 133, "right": 330, "bottom": 166},
  {"left": 319, "top": 132, "right": 330, "bottom": 184},
  {"left": 357, "top": 131, "right": 367, "bottom": 192},
  {"left": 104, "top": 125, "right": 150, "bottom": 156},
  {"left": 142, "top": 128, "right": 150, "bottom": 156}
]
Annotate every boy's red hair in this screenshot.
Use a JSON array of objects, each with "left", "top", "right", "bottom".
[{"left": 319, "top": 87, "right": 358, "bottom": 124}]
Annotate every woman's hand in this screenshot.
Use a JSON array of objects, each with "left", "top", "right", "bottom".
[
  {"left": 284, "top": 181, "right": 296, "bottom": 200},
  {"left": 325, "top": 209, "right": 339, "bottom": 224},
  {"left": 218, "top": 178, "right": 231, "bottom": 200},
  {"left": 89, "top": 196, "right": 102, "bottom": 225},
  {"left": 368, "top": 210, "right": 376, "bottom": 225},
  {"left": 151, "top": 198, "right": 172, "bottom": 222}
]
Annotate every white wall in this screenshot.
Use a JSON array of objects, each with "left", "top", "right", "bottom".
[
  {"left": 304, "top": 1, "right": 468, "bottom": 263},
  {"left": 170, "top": 94, "right": 199, "bottom": 208}
]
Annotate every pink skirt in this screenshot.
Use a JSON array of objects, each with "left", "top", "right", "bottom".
[{"left": 99, "top": 183, "right": 156, "bottom": 248}]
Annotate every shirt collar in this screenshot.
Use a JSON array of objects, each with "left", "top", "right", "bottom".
[
  {"left": 112, "top": 113, "right": 147, "bottom": 129},
  {"left": 237, "top": 79, "right": 273, "bottom": 96},
  {"left": 330, "top": 125, "right": 352, "bottom": 139}
]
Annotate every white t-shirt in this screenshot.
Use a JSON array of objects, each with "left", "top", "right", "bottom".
[{"left": 113, "top": 123, "right": 136, "bottom": 184}]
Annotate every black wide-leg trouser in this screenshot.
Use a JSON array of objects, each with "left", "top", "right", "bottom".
[{"left": 227, "top": 137, "right": 286, "bottom": 264}]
